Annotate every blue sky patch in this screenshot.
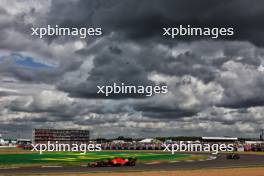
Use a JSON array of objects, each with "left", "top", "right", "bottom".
[{"left": 0, "top": 53, "right": 56, "bottom": 69}]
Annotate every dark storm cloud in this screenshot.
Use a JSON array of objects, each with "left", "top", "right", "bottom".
[
  {"left": 0, "top": 64, "right": 57, "bottom": 83},
  {"left": 136, "top": 106, "right": 198, "bottom": 119},
  {"left": 199, "top": 107, "right": 262, "bottom": 127},
  {"left": 109, "top": 46, "right": 122, "bottom": 55},
  {"left": 48, "top": 0, "right": 264, "bottom": 46},
  {"left": 58, "top": 41, "right": 156, "bottom": 99},
  {"left": 0, "top": 91, "right": 18, "bottom": 97},
  {"left": 59, "top": 39, "right": 263, "bottom": 103},
  {"left": 219, "top": 99, "right": 264, "bottom": 109},
  {"left": 146, "top": 51, "right": 219, "bottom": 83}
]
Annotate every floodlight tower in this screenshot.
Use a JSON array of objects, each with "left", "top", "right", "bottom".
[{"left": 261, "top": 129, "right": 264, "bottom": 141}]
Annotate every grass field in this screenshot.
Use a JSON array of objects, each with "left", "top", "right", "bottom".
[{"left": 0, "top": 150, "right": 194, "bottom": 167}]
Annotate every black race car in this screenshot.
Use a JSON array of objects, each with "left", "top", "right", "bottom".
[{"left": 226, "top": 153, "right": 240, "bottom": 159}]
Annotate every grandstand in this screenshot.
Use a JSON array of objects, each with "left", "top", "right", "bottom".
[{"left": 33, "top": 129, "right": 90, "bottom": 144}]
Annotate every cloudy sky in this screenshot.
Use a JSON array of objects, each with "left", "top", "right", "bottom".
[{"left": 0, "top": 0, "right": 264, "bottom": 139}]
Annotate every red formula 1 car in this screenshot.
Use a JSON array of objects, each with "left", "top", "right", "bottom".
[{"left": 88, "top": 157, "right": 137, "bottom": 167}]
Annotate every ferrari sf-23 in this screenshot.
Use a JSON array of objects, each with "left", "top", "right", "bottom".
[{"left": 88, "top": 157, "right": 137, "bottom": 167}]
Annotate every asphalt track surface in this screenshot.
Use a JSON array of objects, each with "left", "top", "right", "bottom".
[{"left": 0, "top": 154, "right": 264, "bottom": 175}]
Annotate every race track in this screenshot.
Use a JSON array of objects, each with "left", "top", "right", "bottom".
[{"left": 1, "top": 154, "right": 264, "bottom": 175}]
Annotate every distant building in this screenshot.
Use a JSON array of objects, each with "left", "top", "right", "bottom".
[
  {"left": 0, "top": 134, "right": 17, "bottom": 146},
  {"left": 17, "top": 139, "right": 31, "bottom": 145},
  {"left": 201, "top": 137, "right": 238, "bottom": 142},
  {"left": 245, "top": 141, "right": 264, "bottom": 144},
  {"left": 33, "top": 129, "right": 90, "bottom": 144},
  {"left": 139, "top": 138, "right": 161, "bottom": 143}
]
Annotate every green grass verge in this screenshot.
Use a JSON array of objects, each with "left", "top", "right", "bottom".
[{"left": 0, "top": 151, "right": 191, "bottom": 167}]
